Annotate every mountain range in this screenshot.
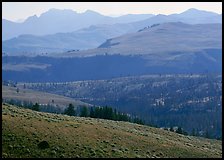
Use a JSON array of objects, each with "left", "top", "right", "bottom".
[
  {"left": 2, "top": 8, "right": 222, "bottom": 55},
  {"left": 2, "top": 8, "right": 154, "bottom": 41},
  {"left": 2, "top": 22, "right": 222, "bottom": 83}
]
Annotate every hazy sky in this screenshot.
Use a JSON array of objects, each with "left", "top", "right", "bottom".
[{"left": 2, "top": 2, "right": 222, "bottom": 22}]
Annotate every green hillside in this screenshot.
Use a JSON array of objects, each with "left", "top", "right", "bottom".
[{"left": 2, "top": 103, "right": 222, "bottom": 158}]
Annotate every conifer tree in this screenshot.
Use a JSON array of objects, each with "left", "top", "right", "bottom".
[
  {"left": 64, "top": 103, "right": 76, "bottom": 116},
  {"left": 32, "top": 103, "right": 40, "bottom": 111},
  {"left": 176, "top": 127, "right": 183, "bottom": 134},
  {"left": 80, "top": 106, "right": 88, "bottom": 117}
]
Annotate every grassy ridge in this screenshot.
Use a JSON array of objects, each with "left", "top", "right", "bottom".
[
  {"left": 2, "top": 103, "right": 222, "bottom": 158},
  {"left": 2, "top": 85, "right": 90, "bottom": 109}
]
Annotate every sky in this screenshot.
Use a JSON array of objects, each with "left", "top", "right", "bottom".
[{"left": 2, "top": 2, "right": 222, "bottom": 22}]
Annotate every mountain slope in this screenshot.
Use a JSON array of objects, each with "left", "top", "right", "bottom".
[
  {"left": 97, "top": 22, "right": 221, "bottom": 54},
  {"left": 2, "top": 9, "right": 154, "bottom": 40},
  {"left": 2, "top": 24, "right": 131, "bottom": 55},
  {"left": 2, "top": 103, "right": 222, "bottom": 158},
  {"left": 58, "top": 23, "right": 221, "bottom": 74},
  {"left": 2, "top": 85, "right": 91, "bottom": 110}
]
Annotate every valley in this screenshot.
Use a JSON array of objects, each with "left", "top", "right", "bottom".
[
  {"left": 2, "top": 3, "right": 222, "bottom": 158},
  {"left": 16, "top": 74, "right": 222, "bottom": 139}
]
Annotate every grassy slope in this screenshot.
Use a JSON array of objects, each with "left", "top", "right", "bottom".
[
  {"left": 2, "top": 85, "right": 90, "bottom": 108},
  {"left": 2, "top": 103, "right": 222, "bottom": 158}
]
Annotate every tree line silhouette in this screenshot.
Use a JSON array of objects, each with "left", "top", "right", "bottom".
[{"left": 64, "top": 104, "right": 145, "bottom": 125}]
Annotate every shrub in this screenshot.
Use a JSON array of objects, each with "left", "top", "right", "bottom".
[{"left": 38, "top": 141, "right": 50, "bottom": 149}]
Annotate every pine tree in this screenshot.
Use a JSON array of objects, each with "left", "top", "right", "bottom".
[
  {"left": 64, "top": 103, "right": 76, "bottom": 116},
  {"left": 191, "top": 128, "right": 196, "bottom": 136},
  {"left": 80, "top": 106, "right": 88, "bottom": 117},
  {"left": 32, "top": 103, "right": 40, "bottom": 111},
  {"left": 89, "top": 107, "right": 95, "bottom": 118},
  {"left": 176, "top": 127, "right": 183, "bottom": 134},
  {"left": 112, "top": 108, "right": 117, "bottom": 120},
  {"left": 135, "top": 117, "right": 144, "bottom": 125},
  {"left": 94, "top": 107, "right": 100, "bottom": 118},
  {"left": 205, "top": 130, "right": 210, "bottom": 139}
]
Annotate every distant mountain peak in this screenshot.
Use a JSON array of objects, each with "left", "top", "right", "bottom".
[
  {"left": 25, "top": 15, "right": 38, "bottom": 22},
  {"left": 84, "top": 10, "right": 101, "bottom": 15},
  {"left": 180, "top": 8, "right": 218, "bottom": 16},
  {"left": 40, "top": 8, "right": 77, "bottom": 18},
  {"left": 156, "top": 14, "right": 167, "bottom": 17},
  {"left": 183, "top": 8, "right": 205, "bottom": 14},
  {"left": 29, "top": 15, "right": 38, "bottom": 18},
  {"left": 186, "top": 8, "right": 200, "bottom": 12}
]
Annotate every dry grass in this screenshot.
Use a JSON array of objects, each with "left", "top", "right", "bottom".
[
  {"left": 2, "top": 103, "right": 222, "bottom": 158},
  {"left": 2, "top": 85, "right": 90, "bottom": 108}
]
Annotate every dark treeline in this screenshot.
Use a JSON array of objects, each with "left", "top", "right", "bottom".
[
  {"left": 2, "top": 98, "right": 144, "bottom": 125},
  {"left": 64, "top": 104, "right": 145, "bottom": 125},
  {"left": 64, "top": 104, "right": 222, "bottom": 140},
  {"left": 3, "top": 99, "right": 38, "bottom": 111}
]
